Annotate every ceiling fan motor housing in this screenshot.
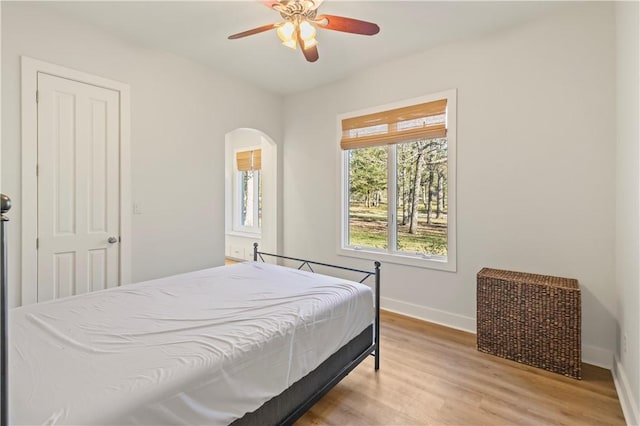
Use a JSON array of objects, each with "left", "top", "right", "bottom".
[{"left": 277, "top": 1, "right": 318, "bottom": 22}]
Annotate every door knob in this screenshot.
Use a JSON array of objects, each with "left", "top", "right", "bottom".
[{"left": 108, "top": 237, "right": 118, "bottom": 244}]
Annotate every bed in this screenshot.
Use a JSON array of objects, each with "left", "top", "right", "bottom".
[{"left": 0, "top": 195, "right": 380, "bottom": 425}]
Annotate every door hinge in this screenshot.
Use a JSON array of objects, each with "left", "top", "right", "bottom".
[
  {"left": 36, "top": 238, "right": 39, "bottom": 249},
  {"left": 36, "top": 164, "right": 39, "bottom": 176},
  {"left": 36, "top": 90, "right": 39, "bottom": 103}
]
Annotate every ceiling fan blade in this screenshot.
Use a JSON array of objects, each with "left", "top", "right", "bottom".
[
  {"left": 296, "top": 27, "right": 319, "bottom": 62},
  {"left": 316, "top": 14, "right": 380, "bottom": 36},
  {"left": 302, "top": 44, "right": 319, "bottom": 62},
  {"left": 228, "top": 23, "right": 277, "bottom": 40}
]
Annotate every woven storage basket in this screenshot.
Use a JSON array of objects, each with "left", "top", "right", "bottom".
[{"left": 477, "top": 268, "right": 581, "bottom": 379}]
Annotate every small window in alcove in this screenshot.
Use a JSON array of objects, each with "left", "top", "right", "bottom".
[{"left": 234, "top": 149, "right": 262, "bottom": 235}]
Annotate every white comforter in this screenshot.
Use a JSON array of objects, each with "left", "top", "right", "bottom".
[{"left": 10, "top": 262, "right": 374, "bottom": 425}]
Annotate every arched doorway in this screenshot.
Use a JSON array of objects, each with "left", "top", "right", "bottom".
[{"left": 224, "top": 128, "right": 278, "bottom": 261}]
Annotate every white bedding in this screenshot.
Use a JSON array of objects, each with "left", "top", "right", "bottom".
[{"left": 9, "top": 262, "right": 374, "bottom": 425}]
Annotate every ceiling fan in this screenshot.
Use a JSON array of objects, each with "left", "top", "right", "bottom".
[{"left": 228, "top": 0, "right": 380, "bottom": 63}]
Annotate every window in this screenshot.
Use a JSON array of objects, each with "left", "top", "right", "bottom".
[
  {"left": 234, "top": 149, "right": 262, "bottom": 235},
  {"left": 339, "top": 90, "right": 456, "bottom": 271}
]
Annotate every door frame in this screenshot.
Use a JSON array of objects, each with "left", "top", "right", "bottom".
[{"left": 21, "top": 56, "right": 131, "bottom": 305}]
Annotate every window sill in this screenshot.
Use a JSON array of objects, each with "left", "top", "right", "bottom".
[
  {"left": 226, "top": 230, "right": 262, "bottom": 240},
  {"left": 337, "top": 247, "right": 456, "bottom": 272}
]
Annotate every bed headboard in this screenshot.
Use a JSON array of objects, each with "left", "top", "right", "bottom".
[{"left": 1, "top": 193, "right": 11, "bottom": 426}]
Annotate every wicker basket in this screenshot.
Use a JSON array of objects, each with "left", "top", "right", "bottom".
[{"left": 476, "top": 268, "right": 581, "bottom": 379}]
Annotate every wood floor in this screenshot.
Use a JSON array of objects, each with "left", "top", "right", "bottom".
[{"left": 298, "top": 310, "right": 625, "bottom": 426}]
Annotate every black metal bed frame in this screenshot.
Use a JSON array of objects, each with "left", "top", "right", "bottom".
[
  {"left": 253, "top": 242, "right": 380, "bottom": 371},
  {"left": 0, "top": 203, "right": 379, "bottom": 426},
  {"left": 1, "top": 194, "right": 11, "bottom": 426}
]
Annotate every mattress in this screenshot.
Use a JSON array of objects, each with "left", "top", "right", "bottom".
[{"left": 9, "top": 262, "right": 374, "bottom": 425}]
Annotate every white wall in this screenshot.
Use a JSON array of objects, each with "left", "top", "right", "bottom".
[
  {"left": 1, "top": 2, "right": 283, "bottom": 307},
  {"left": 614, "top": 1, "right": 640, "bottom": 424},
  {"left": 283, "top": 2, "right": 617, "bottom": 366}
]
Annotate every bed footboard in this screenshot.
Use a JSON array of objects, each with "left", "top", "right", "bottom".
[{"left": 253, "top": 243, "right": 380, "bottom": 371}]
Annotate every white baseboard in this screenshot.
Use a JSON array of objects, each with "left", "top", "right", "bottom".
[
  {"left": 381, "top": 296, "right": 476, "bottom": 333},
  {"left": 381, "top": 296, "right": 613, "bottom": 369},
  {"left": 613, "top": 356, "right": 640, "bottom": 426},
  {"left": 582, "top": 344, "right": 614, "bottom": 369}
]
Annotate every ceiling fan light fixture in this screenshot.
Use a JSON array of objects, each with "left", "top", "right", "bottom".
[
  {"left": 282, "top": 39, "right": 297, "bottom": 49},
  {"left": 299, "top": 20, "right": 317, "bottom": 41},
  {"left": 276, "top": 21, "right": 296, "bottom": 43},
  {"left": 303, "top": 37, "right": 318, "bottom": 49}
]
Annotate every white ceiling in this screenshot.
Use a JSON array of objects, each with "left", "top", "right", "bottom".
[{"left": 40, "top": 1, "right": 567, "bottom": 95}]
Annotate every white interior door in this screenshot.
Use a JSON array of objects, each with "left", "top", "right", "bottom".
[{"left": 37, "top": 73, "right": 121, "bottom": 302}]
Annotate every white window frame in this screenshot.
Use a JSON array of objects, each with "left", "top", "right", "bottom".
[
  {"left": 337, "top": 89, "right": 457, "bottom": 272},
  {"left": 232, "top": 149, "right": 262, "bottom": 237}
]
